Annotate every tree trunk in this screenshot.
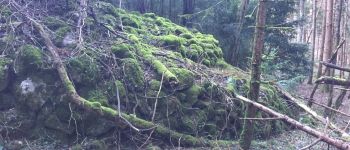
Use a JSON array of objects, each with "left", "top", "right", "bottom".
[
  {"left": 307, "top": 0, "right": 317, "bottom": 84},
  {"left": 230, "top": 0, "right": 250, "bottom": 66},
  {"left": 316, "top": 0, "right": 327, "bottom": 79},
  {"left": 298, "top": 0, "right": 305, "bottom": 43},
  {"left": 323, "top": 0, "right": 334, "bottom": 117},
  {"left": 169, "top": 0, "right": 173, "bottom": 21},
  {"left": 182, "top": 0, "right": 194, "bottom": 27},
  {"left": 239, "top": 0, "right": 266, "bottom": 149},
  {"left": 138, "top": 0, "right": 146, "bottom": 13}
]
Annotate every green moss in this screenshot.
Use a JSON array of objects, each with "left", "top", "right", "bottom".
[
  {"left": 128, "top": 34, "right": 140, "bottom": 43},
  {"left": 18, "top": 45, "right": 43, "bottom": 73},
  {"left": 149, "top": 79, "right": 161, "bottom": 90},
  {"left": 114, "top": 80, "right": 126, "bottom": 97},
  {"left": 111, "top": 43, "right": 135, "bottom": 58},
  {"left": 121, "top": 58, "right": 145, "bottom": 91},
  {"left": 157, "top": 35, "right": 186, "bottom": 50},
  {"left": 54, "top": 26, "right": 71, "bottom": 46},
  {"left": 169, "top": 68, "right": 195, "bottom": 89},
  {"left": 180, "top": 32, "right": 194, "bottom": 39},
  {"left": 144, "top": 13, "right": 156, "bottom": 18},
  {"left": 87, "top": 90, "right": 108, "bottom": 106},
  {"left": 122, "top": 15, "right": 141, "bottom": 28},
  {"left": 67, "top": 55, "right": 100, "bottom": 85},
  {"left": 181, "top": 85, "right": 202, "bottom": 106}
]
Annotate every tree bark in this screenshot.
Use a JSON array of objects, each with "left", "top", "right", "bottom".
[
  {"left": 307, "top": 0, "right": 317, "bottom": 84},
  {"left": 230, "top": 0, "right": 250, "bottom": 66},
  {"left": 298, "top": 0, "right": 305, "bottom": 43},
  {"left": 316, "top": 0, "right": 327, "bottom": 79},
  {"left": 239, "top": 0, "right": 266, "bottom": 149}
]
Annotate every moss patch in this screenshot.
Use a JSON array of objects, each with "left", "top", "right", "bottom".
[{"left": 121, "top": 58, "right": 145, "bottom": 91}]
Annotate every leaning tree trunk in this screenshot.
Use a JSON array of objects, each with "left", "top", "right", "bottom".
[
  {"left": 307, "top": 0, "right": 317, "bottom": 84},
  {"left": 239, "top": 0, "right": 266, "bottom": 149}
]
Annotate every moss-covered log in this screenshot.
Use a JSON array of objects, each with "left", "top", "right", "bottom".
[{"left": 315, "top": 76, "right": 350, "bottom": 86}]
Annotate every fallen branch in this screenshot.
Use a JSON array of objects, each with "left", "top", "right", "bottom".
[
  {"left": 239, "top": 117, "right": 283, "bottom": 120},
  {"left": 315, "top": 76, "right": 350, "bottom": 86},
  {"left": 274, "top": 85, "right": 349, "bottom": 136},
  {"left": 235, "top": 95, "right": 350, "bottom": 150},
  {"left": 320, "top": 61, "right": 350, "bottom": 72},
  {"left": 300, "top": 97, "right": 350, "bottom": 118}
]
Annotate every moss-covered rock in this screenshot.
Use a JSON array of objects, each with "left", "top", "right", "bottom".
[
  {"left": 121, "top": 58, "right": 145, "bottom": 91},
  {"left": 17, "top": 45, "right": 43, "bottom": 74},
  {"left": 170, "top": 68, "right": 195, "bottom": 89},
  {"left": 180, "top": 85, "right": 202, "bottom": 107},
  {"left": 111, "top": 43, "right": 135, "bottom": 58}
]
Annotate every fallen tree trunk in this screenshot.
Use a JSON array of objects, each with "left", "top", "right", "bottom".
[
  {"left": 308, "top": 40, "right": 345, "bottom": 107},
  {"left": 235, "top": 95, "right": 350, "bottom": 150},
  {"left": 274, "top": 85, "right": 349, "bottom": 136},
  {"left": 320, "top": 61, "right": 350, "bottom": 72},
  {"left": 315, "top": 76, "right": 350, "bottom": 86}
]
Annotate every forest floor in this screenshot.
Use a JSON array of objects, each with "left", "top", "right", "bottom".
[{"left": 252, "top": 81, "right": 350, "bottom": 150}]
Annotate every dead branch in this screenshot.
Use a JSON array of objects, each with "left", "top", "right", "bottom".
[
  {"left": 235, "top": 95, "right": 350, "bottom": 150},
  {"left": 239, "top": 117, "right": 283, "bottom": 120},
  {"left": 315, "top": 76, "right": 350, "bottom": 86},
  {"left": 76, "top": 0, "right": 88, "bottom": 50},
  {"left": 300, "top": 97, "right": 350, "bottom": 118},
  {"left": 320, "top": 61, "right": 350, "bottom": 72}
]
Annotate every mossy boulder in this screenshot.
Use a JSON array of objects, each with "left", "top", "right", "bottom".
[
  {"left": 0, "top": 57, "right": 12, "bottom": 91},
  {"left": 67, "top": 55, "right": 100, "bottom": 85}
]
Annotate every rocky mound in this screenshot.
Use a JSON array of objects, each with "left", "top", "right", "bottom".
[{"left": 0, "top": 1, "right": 296, "bottom": 149}]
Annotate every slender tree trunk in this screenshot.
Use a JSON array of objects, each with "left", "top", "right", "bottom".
[
  {"left": 160, "top": 0, "right": 164, "bottom": 16},
  {"left": 230, "top": 0, "right": 250, "bottom": 66},
  {"left": 317, "top": 0, "right": 327, "bottom": 78},
  {"left": 323, "top": 0, "right": 334, "bottom": 117},
  {"left": 169, "top": 0, "right": 173, "bottom": 21},
  {"left": 239, "top": 0, "right": 266, "bottom": 149},
  {"left": 298, "top": 0, "right": 305, "bottom": 43},
  {"left": 307, "top": 0, "right": 317, "bottom": 84},
  {"left": 182, "top": 0, "right": 194, "bottom": 27},
  {"left": 138, "top": 0, "right": 146, "bottom": 13}
]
